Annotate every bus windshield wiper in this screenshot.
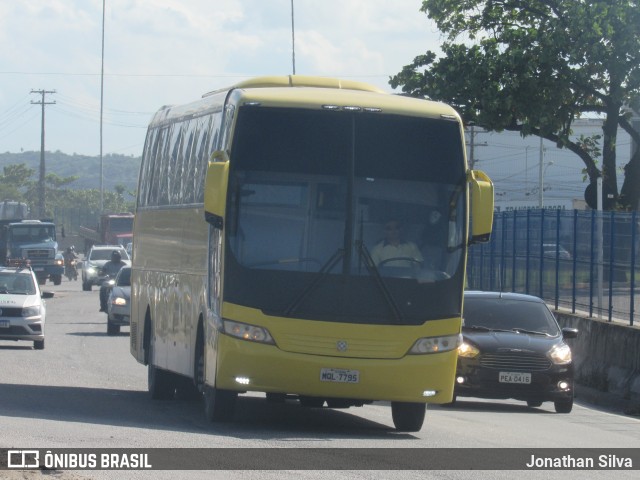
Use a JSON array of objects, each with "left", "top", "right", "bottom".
[
  {"left": 356, "top": 239, "right": 403, "bottom": 324},
  {"left": 283, "top": 248, "right": 344, "bottom": 317}
]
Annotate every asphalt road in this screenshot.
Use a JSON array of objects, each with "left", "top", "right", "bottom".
[{"left": 1, "top": 280, "right": 639, "bottom": 480}]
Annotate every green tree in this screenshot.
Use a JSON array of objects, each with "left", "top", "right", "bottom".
[
  {"left": 0, "top": 163, "right": 36, "bottom": 205},
  {"left": 390, "top": 0, "right": 640, "bottom": 210},
  {"left": 0, "top": 162, "right": 134, "bottom": 218}
]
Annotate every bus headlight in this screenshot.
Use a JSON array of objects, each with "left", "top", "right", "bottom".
[
  {"left": 222, "top": 319, "right": 275, "bottom": 345},
  {"left": 408, "top": 334, "right": 461, "bottom": 354}
]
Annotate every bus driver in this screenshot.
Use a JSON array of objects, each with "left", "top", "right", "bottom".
[{"left": 370, "top": 219, "right": 423, "bottom": 268}]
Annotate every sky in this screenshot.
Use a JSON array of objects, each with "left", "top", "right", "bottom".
[{"left": 0, "top": 0, "right": 440, "bottom": 157}]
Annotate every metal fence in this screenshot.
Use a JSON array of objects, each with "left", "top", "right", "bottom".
[{"left": 467, "top": 209, "right": 639, "bottom": 326}]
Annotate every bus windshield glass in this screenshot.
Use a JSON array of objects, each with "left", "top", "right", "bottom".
[{"left": 225, "top": 106, "right": 467, "bottom": 325}]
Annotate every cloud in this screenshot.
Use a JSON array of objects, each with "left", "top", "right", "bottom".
[{"left": 0, "top": 0, "right": 441, "bottom": 156}]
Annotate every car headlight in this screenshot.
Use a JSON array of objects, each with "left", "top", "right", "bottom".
[
  {"left": 222, "top": 319, "right": 275, "bottom": 345},
  {"left": 22, "top": 306, "right": 42, "bottom": 317},
  {"left": 112, "top": 297, "right": 127, "bottom": 306},
  {"left": 548, "top": 343, "right": 572, "bottom": 365},
  {"left": 408, "top": 334, "right": 461, "bottom": 354},
  {"left": 86, "top": 266, "right": 97, "bottom": 275},
  {"left": 54, "top": 258, "right": 64, "bottom": 266},
  {"left": 457, "top": 340, "right": 480, "bottom": 358}
]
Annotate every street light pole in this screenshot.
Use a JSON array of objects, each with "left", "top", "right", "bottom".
[
  {"left": 100, "top": 0, "right": 105, "bottom": 214},
  {"left": 290, "top": 0, "right": 296, "bottom": 75},
  {"left": 538, "top": 136, "right": 544, "bottom": 208}
]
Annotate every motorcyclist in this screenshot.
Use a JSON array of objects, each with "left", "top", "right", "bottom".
[
  {"left": 63, "top": 246, "right": 78, "bottom": 262},
  {"left": 99, "top": 250, "right": 126, "bottom": 312},
  {"left": 63, "top": 246, "right": 79, "bottom": 280}
]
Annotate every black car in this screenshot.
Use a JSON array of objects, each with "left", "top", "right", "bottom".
[{"left": 453, "top": 291, "right": 578, "bottom": 413}]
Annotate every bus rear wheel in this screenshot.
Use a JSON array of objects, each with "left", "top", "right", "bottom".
[
  {"left": 204, "top": 386, "right": 237, "bottom": 422},
  {"left": 147, "top": 339, "right": 175, "bottom": 400},
  {"left": 391, "top": 402, "right": 426, "bottom": 432}
]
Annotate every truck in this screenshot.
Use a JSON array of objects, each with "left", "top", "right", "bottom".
[
  {"left": 0, "top": 200, "right": 29, "bottom": 220},
  {"left": 79, "top": 213, "right": 134, "bottom": 253},
  {"left": 0, "top": 219, "right": 65, "bottom": 285}
]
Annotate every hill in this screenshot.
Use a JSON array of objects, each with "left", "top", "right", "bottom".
[{"left": 0, "top": 150, "right": 141, "bottom": 194}]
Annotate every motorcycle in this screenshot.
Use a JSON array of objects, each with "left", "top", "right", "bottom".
[
  {"left": 65, "top": 259, "right": 78, "bottom": 281},
  {"left": 99, "top": 274, "right": 116, "bottom": 313}
]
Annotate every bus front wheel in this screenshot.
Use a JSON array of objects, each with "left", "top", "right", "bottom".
[
  {"left": 391, "top": 402, "right": 426, "bottom": 432},
  {"left": 204, "top": 385, "right": 237, "bottom": 422}
]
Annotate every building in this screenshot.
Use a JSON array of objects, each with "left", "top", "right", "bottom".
[{"left": 467, "top": 119, "right": 634, "bottom": 212}]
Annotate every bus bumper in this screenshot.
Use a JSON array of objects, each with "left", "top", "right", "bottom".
[{"left": 214, "top": 334, "right": 457, "bottom": 404}]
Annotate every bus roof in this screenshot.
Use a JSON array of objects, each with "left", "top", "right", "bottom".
[
  {"left": 203, "top": 75, "right": 386, "bottom": 96},
  {"left": 149, "top": 75, "right": 461, "bottom": 127}
]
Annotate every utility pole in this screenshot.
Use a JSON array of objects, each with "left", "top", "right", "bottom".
[
  {"left": 466, "top": 125, "right": 488, "bottom": 170},
  {"left": 31, "top": 89, "right": 56, "bottom": 218}
]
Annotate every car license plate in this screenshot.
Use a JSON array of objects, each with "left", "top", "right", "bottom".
[
  {"left": 33, "top": 267, "right": 44, "bottom": 271},
  {"left": 320, "top": 368, "right": 359, "bottom": 384},
  {"left": 0, "top": 320, "right": 9, "bottom": 328},
  {"left": 499, "top": 372, "right": 531, "bottom": 384}
]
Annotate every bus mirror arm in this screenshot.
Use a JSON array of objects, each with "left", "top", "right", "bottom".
[{"left": 205, "top": 212, "right": 224, "bottom": 230}]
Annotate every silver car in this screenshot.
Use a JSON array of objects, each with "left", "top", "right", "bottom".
[
  {"left": 106, "top": 266, "right": 131, "bottom": 335},
  {"left": 81, "top": 245, "right": 130, "bottom": 291}
]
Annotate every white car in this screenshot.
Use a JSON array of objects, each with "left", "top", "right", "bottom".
[
  {"left": 81, "top": 245, "right": 130, "bottom": 291},
  {"left": 0, "top": 263, "right": 54, "bottom": 350}
]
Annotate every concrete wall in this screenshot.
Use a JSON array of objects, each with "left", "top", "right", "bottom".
[{"left": 555, "top": 311, "right": 640, "bottom": 413}]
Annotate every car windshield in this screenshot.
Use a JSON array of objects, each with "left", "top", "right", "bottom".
[
  {"left": 463, "top": 297, "right": 561, "bottom": 336},
  {"left": 90, "top": 249, "right": 128, "bottom": 261},
  {"left": 0, "top": 273, "right": 36, "bottom": 295}
]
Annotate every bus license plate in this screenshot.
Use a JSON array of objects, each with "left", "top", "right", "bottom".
[
  {"left": 499, "top": 372, "right": 531, "bottom": 384},
  {"left": 0, "top": 320, "right": 9, "bottom": 328},
  {"left": 320, "top": 368, "right": 359, "bottom": 384}
]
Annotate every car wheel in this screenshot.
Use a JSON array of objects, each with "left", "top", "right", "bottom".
[
  {"left": 107, "top": 322, "right": 120, "bottom": 335},
  {"left": 391, "top": 402, "right": 426, "bottom": 432},
  {"left": 82, "top": 281, "right": 92, "bottom": 291},
  {"left": 33, "top": 339, "right": 45, "bottom": 350},
  {"left": 554, "top": 398, "right": 573, "bottom": 414},
  {"left": 204, "top": 385, "right": 237, "bottom": 422},
  {"left": 527, "top": 400, "right": 543, "bottom": 408},
  {"left": 53, "top": 274, "right": 62, "bottom": 286}
]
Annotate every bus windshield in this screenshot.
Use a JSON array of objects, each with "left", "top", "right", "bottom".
[{"left": 225, "top": 106, "right": 467, "bottom": 325}]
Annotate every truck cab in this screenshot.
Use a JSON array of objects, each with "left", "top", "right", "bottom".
[{"left": 1, "top": 219, "right": 64, "bottom": 285}]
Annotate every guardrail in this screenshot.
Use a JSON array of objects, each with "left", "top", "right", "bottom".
[{"left": 467, "top": 209, "right": 639, "bottom": 327}]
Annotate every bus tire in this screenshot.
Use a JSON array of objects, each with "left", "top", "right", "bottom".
[
  {"left": 147, "top": 339, "right": 175, "bottom": 400},
  {"left": 391, "top": 402, "right": 426, "bottom": 432},
  {"left": 204, "top": 385, "right": 237, "bottom": 422}
]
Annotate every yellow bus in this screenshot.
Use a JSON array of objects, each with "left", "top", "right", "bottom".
[{"left": 130, "top": 75, "right": 494, "bottom": 431}]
